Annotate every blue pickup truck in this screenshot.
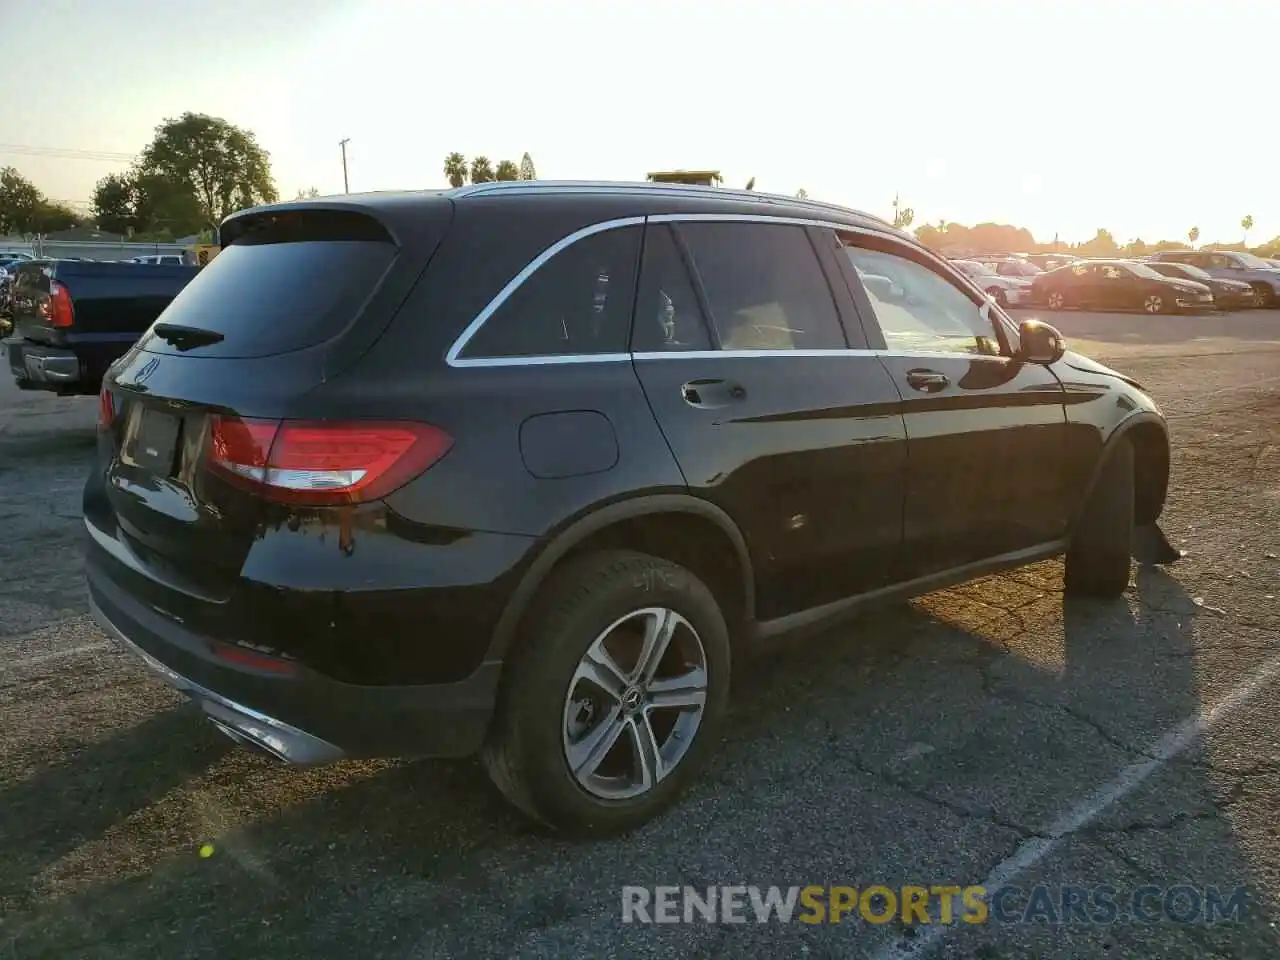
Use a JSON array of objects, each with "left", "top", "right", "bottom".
[{"left": 3, "top": 258, "right": 198, "bottom": 396}]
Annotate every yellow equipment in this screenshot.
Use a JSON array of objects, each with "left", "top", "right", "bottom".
[{"left": 190, "top": 244, "right": 221, "bottom": 267}]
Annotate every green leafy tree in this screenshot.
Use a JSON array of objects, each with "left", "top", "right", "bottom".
[
  {"left": 134, "top": 171, "right": 204, "bottom": 236},
  {"left": 138, "top": 112, "right": 278, "bottom": 230},
  {"left": 518, "top": 152, "right": 536, "bottom": 180},
  {"left": 795, "top": 188, "right": 808, "bottom": 200},
  {"left": 34, "top": 201, "right": 85, "bottom": 232},
  {"left": 494, "top": 160, "right": 520, "bottom": 182},
  {"left": 1188, "top": 226, "right": 1200, "bottom": 246},
  {"left": 92, "top": 172, "right": 137, "bottom": 235},
  {"left": 469, "top": 156, "right": 495, "bottom": 184},
  {"left": 444, "top": 152, "right": 468, "bottom": 188},
  {"left": 0, "top": 166, "right": 43, "bottom": 234},
  {"left": 1241, "top": 214, "right": 1254, "bottom": 244},
  {"left": 295, "top": 186, "right": 321, "bottom": 199},
  {"left": 893, "top": 206, "right": 914, "bottom": 229}
]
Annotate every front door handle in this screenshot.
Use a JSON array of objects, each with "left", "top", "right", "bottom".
[
  {"left": 682, "top": 378, "right": 746, "bottom": 408},
  {"left": 905, "top": 369, "right": 950, "bottom": 392}
]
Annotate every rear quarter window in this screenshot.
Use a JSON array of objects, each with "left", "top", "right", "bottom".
[{"left": 457, "top": 225, "right": 642, "bottom": 360}]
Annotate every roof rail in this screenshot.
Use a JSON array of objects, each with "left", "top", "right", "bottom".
[{"left": 448, "top": 180, "right": 892, "bottom": 227}]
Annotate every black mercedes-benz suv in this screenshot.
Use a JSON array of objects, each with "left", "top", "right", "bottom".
[{"left": 85, "top": 181, "right": 1178, "bottom": 836}]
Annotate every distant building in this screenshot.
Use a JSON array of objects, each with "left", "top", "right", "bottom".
[{"left": 646, "top": 170, "right": 722, "bottom": 187}]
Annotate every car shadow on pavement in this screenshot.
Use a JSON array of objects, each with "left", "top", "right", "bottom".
[
  {"left": 6, "top": 561, "right": 1278, "bottom": 958},
  {"left": 0, "top": 706, "right": 232, "bottom": 915}
]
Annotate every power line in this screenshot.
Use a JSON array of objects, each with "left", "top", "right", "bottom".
[{"left": 0, "top": 143, "right": 136, "bottom": 162}]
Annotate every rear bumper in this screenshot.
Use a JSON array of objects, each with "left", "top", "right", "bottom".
[
  {"left": 90, "top": 593, "right": 346, "bottom": 765},
  {"left": 87, "top": 545, "right": 504, "bottom": 762},
  {"left": 4, "top": 337, "right": 80, "bottom": 390}
]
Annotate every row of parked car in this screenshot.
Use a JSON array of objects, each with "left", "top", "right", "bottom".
[{"left": 949, "top": 250, "right": 1280, "bottom": 314}]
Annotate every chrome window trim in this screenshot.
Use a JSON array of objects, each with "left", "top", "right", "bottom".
[
  {"left": 633, "top": 348, "right": 878, "bottom": 361},
  {"left": 445, "top": 215, "right": 647, "bottom": 367},
  {"left": 445, "top": 211, "right": 1013, "bottom": 369}
]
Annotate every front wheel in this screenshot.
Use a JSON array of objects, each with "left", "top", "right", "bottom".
[
  {"left": 1065, "top": 438, "right": 1134, "bottom": 598},
  {"left": 1046, "top": 290, "right": 1067, "bottom": 310},
  {"left": 1142, "top": 293, "right": 1167, "bottom": 314},
  {"left": 482, "top": 549, "right": 731, "bottom": 837},
  {"left": 985, "top": 286, "right": 1009, "bottom": 308},
  {"left": 1250, "top": 283, "right": 1274, "bottom": 308}
]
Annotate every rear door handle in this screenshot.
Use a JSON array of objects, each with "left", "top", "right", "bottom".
[
  {"left": 682, "top": 378, "right": 746, "bottom": 408},
  {"left": 905, "top": 369, "right": 950, "bottom": 392}
]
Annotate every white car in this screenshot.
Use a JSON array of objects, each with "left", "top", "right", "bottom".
[{"left": 950, "top": 259, "right": 1034, "bottom": 307}]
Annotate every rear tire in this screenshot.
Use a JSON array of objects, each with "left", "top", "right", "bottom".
[
  {"left": 481, "top": 549, "right": 731, "bottom": 837},
  {"left": 1065, "top": 438, "right": 1134, "bottom": 598},
  {"left": 1250, "top": 283, "right": 1274, "bottom": 308},
  {"left": 986, "top": 286, "right": 1009, "bottom": 308}
]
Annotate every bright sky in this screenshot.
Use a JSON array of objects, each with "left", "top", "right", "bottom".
[{"left": 2, "top": 0, "right": 1276, "bottom": 245}]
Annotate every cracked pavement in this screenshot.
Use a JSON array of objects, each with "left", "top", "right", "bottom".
[{"left": 1, "top": 309, "right": 1278, "bottom": 959}]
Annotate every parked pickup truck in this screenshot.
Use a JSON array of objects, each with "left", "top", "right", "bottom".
[{"left": 3, "top": 258, "right": 198, "bottom": 396}]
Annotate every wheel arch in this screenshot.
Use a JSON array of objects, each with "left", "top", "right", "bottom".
[
  {"left": 1072, "top": 412, "right": 1170, "bottom": 531},
  {"left": 486, "top": 494, "right": 756, "bottom": 663}
]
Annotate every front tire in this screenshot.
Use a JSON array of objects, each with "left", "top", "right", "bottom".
[
  {"left": 1143, "top": 293, "right": 1167, "bottom": 314},
  {"left": 482, "top": 549, "right": 731, "bottom": 837},
  {"left": 1065, "top": 438, "right": 1134, "bottom": 598},
  {"left": 1046, "top": 290, "right": 1067, "bottom": 310},
  {"left": 1250, "top": 283, "right": 1274, "bottom": 308},
  {"left": 986, "top": 286, "right": 1009, "bottom": 308}
]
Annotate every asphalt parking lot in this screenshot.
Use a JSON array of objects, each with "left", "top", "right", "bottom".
[{"left": 2, "top": 308, "right": 1279, "bottom": 959}]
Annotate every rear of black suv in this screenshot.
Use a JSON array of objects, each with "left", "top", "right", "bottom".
[
  {"left": 85, "top": 195, "right": 552, "bottom": 763},
  {"left": 87, "top": 192, "right": 690, "bottom": 785}
]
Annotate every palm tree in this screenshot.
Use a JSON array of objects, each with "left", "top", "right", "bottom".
[
  {"left": 469, "top": 156, "right": 495, "bottom": 184},
  {"left": 494, "top": 160, "right": 520, "bottom": 182},
  {"left": 443, "top": 153, "right": 468, "bottom": 188},
  {"left": 1188, "top": 226, "right": 1200, "bottom": 247},
  {"left": 1242, "top": 214, "right": 1254, "bottom": 245},
  {"left": 796, "top": 188, "right": 809, "bottom": 200}
]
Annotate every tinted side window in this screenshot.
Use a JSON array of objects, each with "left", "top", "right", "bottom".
[
  {"left": 462, "top": 226, "right": 641, "bottom": 359},
  {"left": 632, "top": 225, "right": 712, "bottom": 352},
  {"left": 679, "top": 222, "right": 845, "bottom": 351},
  {"left": 844, "top": 244, "right": 1002, "bottom": 356}
]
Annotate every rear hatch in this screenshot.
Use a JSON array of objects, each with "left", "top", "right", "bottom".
[{"left": 91, "top": 202, "right": 453, "bottom": 613}]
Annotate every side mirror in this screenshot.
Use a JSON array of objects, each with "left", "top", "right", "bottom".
[{"left": 1015, "top": 318, "right": 1065, "bottom": 364}]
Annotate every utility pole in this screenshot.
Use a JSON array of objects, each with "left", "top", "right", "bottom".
[{"left": 339, "top": 138, "right": 351, "bottom": 194}]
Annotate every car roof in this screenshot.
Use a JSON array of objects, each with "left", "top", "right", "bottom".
[{"left": 221, "top": 180, "right": 901, "bottom": 245}]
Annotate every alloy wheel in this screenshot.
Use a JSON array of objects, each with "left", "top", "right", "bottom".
[
  {"left": 1143, "top": 294, "right": 1164, "bottom": 314},
  {"left": 562, "top": 607, "right": 709, "bottom": 801},
  {"left": 1048, "top": 291, "right": 1065, "bottom": 309}
]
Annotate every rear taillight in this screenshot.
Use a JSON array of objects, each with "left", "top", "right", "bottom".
[
  {"left": 49, "top": 281, "right": 74, "bottom": 328},
  {"left": 208, "top": 417, "right": 453, "bottom": 505},
  {"left": 97, "top": 385, "right": 114, "bottom": 430}
]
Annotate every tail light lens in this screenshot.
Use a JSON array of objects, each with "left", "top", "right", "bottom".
[
  {"left": 97, "top": 385, "right": 114, "bottom": 430},
  {"left": 208, "top": 417, "right": 453, "bottom": 505},
  {"left": 49, "top": 281, "right": 75, "bottom": 328}
]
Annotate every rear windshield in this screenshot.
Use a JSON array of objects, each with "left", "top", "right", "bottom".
[{"left": 139, "top": 232, "right": 396, "bottom": 359}]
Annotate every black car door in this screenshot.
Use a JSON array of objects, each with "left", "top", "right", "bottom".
[
  {"left": 630, "top": 218, "right": 909, "bottom": 621},
  {"left": 1097, "top": 263, "right": 1139, "bottom": 309},
  {"left": 836, "top": 232, "right": 1072, "bottom": 579}
]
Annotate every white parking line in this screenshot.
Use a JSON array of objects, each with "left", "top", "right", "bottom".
[
  {"left": 872, "top": 647, "right": 1280, "bottom": 959},
  {"left": 0, "top": 641, "right": 112, "bottom": 671}
]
